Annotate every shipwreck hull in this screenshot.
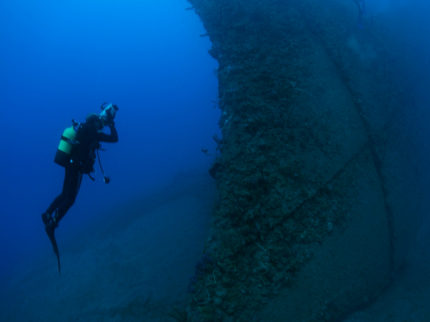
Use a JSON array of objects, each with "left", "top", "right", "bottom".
[{"left": 182, "top": 0, "right": 430, "bottom": 321}]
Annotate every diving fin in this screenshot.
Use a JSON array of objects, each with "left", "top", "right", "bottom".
[{"left": 45, "top": 224, "right": 61, "bottom": 274}]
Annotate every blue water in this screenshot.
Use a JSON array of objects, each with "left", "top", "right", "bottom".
[{"left": 0, "top": 0, "right": 220, "bottom": 279}]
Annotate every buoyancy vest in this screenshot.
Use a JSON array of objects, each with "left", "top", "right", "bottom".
[{"left": 54, "top": 122, "right": 98, "bottom": 174}]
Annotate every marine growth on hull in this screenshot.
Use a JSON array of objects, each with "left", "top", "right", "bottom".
[{"left": 175, "top": 0, "right": 430, "bottom": 321}]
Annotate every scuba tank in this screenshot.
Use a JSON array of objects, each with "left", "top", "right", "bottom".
[
  {"left": 53, "top": 118, "right": 111, "bottom": 183},
  {"left": 54, "top": 121, "right": 79, "bottom": 167}
]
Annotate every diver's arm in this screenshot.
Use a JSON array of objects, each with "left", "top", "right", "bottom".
[{"left": 96, "top": 123, "right": 118, "bottom": 143}]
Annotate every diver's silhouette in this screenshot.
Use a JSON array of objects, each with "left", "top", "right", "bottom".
[{"left": 42, "top": 103, "right": 119, "bottom": 273}]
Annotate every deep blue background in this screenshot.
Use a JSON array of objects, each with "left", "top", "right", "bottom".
[{"left": 0, "top": 0, "right": 220, "bottom": 278}]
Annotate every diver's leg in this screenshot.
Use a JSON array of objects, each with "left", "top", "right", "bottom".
[
  {"left": 55, "top": 166, "right": 81, "bottom": 223},
  {"left": 42, "top": 167, "right": 70, "bottom": 224}
]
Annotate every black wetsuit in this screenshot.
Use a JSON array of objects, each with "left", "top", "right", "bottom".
[{"left": 45, "top": 123, "right": 118, "bottom": 224}]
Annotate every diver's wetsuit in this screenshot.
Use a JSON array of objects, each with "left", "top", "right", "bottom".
[{"left": 45, "top": 123, "right": 118, "bottom": 224}]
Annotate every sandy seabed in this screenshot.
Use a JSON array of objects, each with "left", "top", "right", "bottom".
[{"left": 0, "top": 170, "right": 215, "bottom": 322}]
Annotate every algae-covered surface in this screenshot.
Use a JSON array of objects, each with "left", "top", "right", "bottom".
[{"left": 178, "top": 0, "right": 430, "bottom": 321}]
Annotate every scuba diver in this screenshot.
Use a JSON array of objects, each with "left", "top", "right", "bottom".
[
  {"left": 353, "top": 0, "right": 366, "bottom": 28},
  {"left": 42, "top": 102, "right": 119, "bottom": 273}
]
